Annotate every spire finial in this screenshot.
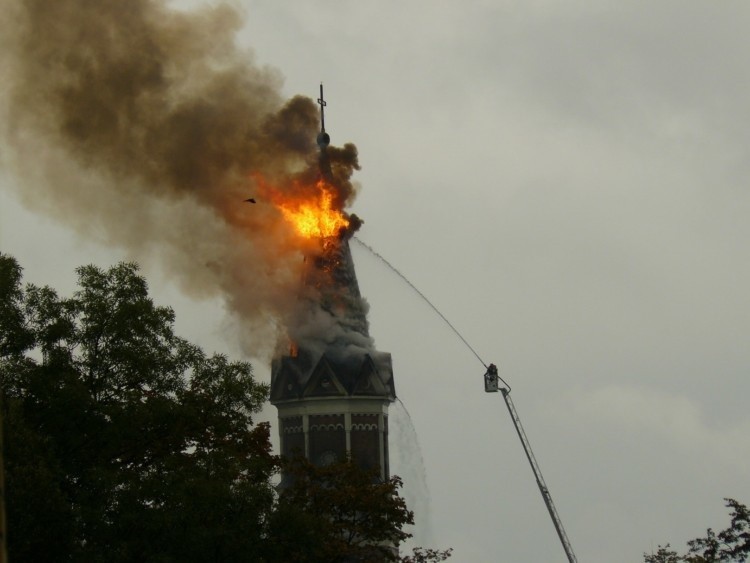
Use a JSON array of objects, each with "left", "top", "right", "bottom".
[{"left": 316, "top": 83, "right": 330, "bottom": 149}]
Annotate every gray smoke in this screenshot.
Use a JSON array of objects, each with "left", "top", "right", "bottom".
[{"left": 0, "top": 0, "right": 368, "bottom": 358}]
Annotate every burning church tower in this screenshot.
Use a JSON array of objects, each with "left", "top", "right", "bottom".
[{"left": 270, "top": 86, "right": 396, "bottom": 479}]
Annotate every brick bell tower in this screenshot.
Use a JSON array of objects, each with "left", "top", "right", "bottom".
[{"left": 270, "top": 86, "right": 396, "bottom": 480}]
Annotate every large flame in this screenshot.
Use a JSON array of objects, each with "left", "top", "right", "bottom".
[
  {"left": 259, "top": 177, "right": 350, "bottom": 239},
  {"left": 279, "top": 180, "right": 349, "bottom": 238}
]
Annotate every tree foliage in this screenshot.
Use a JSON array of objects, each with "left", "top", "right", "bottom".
[
  {"left": 400, "top": 547, "right": 454, "bottom": 563},
  {"left": 645, "top": 545, "right": 681, "bottom": 563},
  {"left": 267, "top": 456, "right": 452, "bottom": 563},
  {"left": 1, "top": 255, "right": 277, "bottom": 562},
  {"left": 644, "top": 499, "right": 750, "bottom": 563}
]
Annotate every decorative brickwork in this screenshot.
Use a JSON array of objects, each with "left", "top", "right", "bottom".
[
  {"left": 281, "top": 416, "right": 305, "bottom": 458},
  {"left": 351, "top": 413, "right": 380, "bottom": 472},
  {"left": 309, "top": 413, "right": 346, "bottom": 466}
]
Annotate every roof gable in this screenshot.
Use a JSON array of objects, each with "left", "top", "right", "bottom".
[
  {"left": 302, "top": 355, "right": 348, "bottom": 398},
  {"left": 351, "top": 354, "right": 389, "bottom": 396}
]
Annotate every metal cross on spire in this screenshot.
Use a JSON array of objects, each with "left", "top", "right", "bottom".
[
  {"left": 317, "top": 83, "right": 327, "bottom": 132},
  {"left": 316, "top": 83, "right": 331, "bottom": 149}
]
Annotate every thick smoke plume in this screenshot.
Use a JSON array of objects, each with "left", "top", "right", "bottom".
[{"left": 0, "top": 0, "right": 369, "bottom": 359}]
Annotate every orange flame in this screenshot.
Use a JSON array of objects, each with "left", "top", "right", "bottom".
[
  {"left": 259, "top": 176, "right": 350, "bottom": 239},
  {"left": 279, "top": 180, "right": 349, "bottom": 238}
]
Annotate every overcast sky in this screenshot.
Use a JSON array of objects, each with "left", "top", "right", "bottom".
[{"left": 2, "top": 1, "right": 750, "bottom": 561}]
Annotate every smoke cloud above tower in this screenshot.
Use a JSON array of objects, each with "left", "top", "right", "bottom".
[{"left": 0, "top": 0, "right": 367, "bottom": 357}]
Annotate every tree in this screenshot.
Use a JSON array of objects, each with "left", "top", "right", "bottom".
[
  {"left": 0, "top": 254, "right": 32, "bottom": 359},
  {"left": 644, "top": 499, "right": 750, "bottom": 563},
  {"left": 686, "top": 499, "right": 750, "bottom": 563},
  {"left": 645, "top": 545, "right": 681, "bottom": 563},
  {"left": 266, "top": 456, "right": 452, "bottom": 563},
  {"left": 0, "top": 255, "right": 277, "bottom": 562},
  {"left": 400, "top": 547, "right": 454, "bottom": 563}
]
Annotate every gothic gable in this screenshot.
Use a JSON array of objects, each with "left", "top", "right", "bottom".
[
  {"left": 270, "top": 356, "right": 304, "bottom": 402},
  {"left": 351, "top": 354, "right": 389, "bottom": 396},
  {"left": 302, "top": 355, "right": 348, "bottom": 398}
]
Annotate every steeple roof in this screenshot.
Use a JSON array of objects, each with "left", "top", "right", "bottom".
[{"left": 270, "top": 349, "right": 395, "bottom": 403}]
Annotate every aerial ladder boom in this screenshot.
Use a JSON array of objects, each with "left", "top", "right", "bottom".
[{"left": 484, "top": 364, "right": 578, "bottom": 563}]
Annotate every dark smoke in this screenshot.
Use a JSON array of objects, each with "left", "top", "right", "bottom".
[{"left": 0, "top": 0, "right": 367, "bottom": 359}]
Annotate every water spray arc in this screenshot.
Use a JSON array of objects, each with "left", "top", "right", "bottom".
[
  {"left": 355, "top": 238, "right": 578, "bottom": 563},
  {"left": 352, "top": 237, "right": 487, "bottom": 369},
  {"left": 391, "top": 398, "right": 435, "bottom": 548}
]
